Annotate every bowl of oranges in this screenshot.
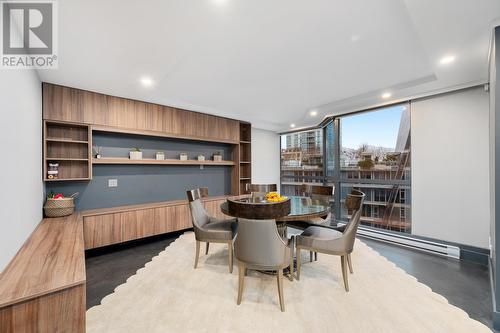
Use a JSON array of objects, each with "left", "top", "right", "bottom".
[{"left": 265, "top": 192, "right": 288, "bottom": 203}]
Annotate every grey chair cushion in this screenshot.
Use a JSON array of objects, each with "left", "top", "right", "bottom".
[
  {"left": 196, "top": 218, "right": 236, "bottom": 241},
  {"left": 296, "top": 226, "right": 345, "bottom": 253}
]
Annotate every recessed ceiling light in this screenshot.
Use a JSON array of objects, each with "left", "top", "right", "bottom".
[
  {"left": 350, "top": 35, "right": 360, "bottom": 43},
  {"left": 381, "top": 92, "right": 392, "bottom": 99},
  {"left": 310, "top": 110, "right": 318, "bottom": 116},
  {"left": 140, "top": 76, "right": 155, "bottom": 88},
  {"left": 290, "top": 124, "right": 296, "bottom": 128},
  {"left": 212, "top": 0, "right": 228, "bottom": 6},
  {"left": 439, "top": 55, "right": 455, "bottom": 65}
]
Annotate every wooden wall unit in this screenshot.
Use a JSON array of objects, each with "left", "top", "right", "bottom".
[
  {"left": 239, "top": 122, "right": 252, "bottom": 194},
  {"left": 44, "top": 120, "right": 92, "bottom": 181},
  {"left": 82, "top": 196, "right": 235, "bottom": 250},
  {"left": 43, "top": 83, "right": 240, "bottom": 144}
]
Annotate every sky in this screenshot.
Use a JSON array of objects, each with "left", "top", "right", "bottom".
[
  {"left": 340, "top": 105, "right": 405, "bottom": 150},
  {"left": 280, "top": 104, "right": 406, "bottom": 150}
]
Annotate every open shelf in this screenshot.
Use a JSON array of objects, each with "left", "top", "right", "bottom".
[
  {"left": 46, "top": 138, "right": 89, "bottom": 144},
  {"left": 92, "top": 158, "right": 235, "bottom": 166},
  {"left": 44, "top": 121, "right": 92, "bottom": 182}
]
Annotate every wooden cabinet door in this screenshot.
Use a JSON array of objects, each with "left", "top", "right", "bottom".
[
  {"left": 119, "top": 209, "right": 155, "bottom": 242},
  {"left": 83, "top": 214, "right": 121, "bottom": 249}
]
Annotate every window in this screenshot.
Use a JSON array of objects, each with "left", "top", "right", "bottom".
[
  {"left": 338, "top": 104, "right": 411, "bottom": 233},
  {"left": 280, "top": 129, "right": 323, "bottom": 196}
]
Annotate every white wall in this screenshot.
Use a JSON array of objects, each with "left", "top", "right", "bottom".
[
  {"left": 412, "top": 86, "right": 490, "bottom": 248},
  {"left": 0, "top": 69, "right": 43, "bottom": 272},
  {"left": 251, "top": 128, "right": 280, "bottom": 189}
]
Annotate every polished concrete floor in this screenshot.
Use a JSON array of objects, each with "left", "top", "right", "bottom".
[{"left": 86, "top": 232, "right": 494, "bottom": 331}]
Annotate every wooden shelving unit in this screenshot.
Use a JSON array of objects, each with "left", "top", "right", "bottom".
[
  {"left": 43, "top": 121, "right": 92, "bottom": 181},
  {"left": 93, "top": 158, "right": 235, "bottom": 166},
  {"left": 239, "top": 122, "right": 252, "bottom": 194}
]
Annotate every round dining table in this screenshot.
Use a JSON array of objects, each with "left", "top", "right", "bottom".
[{"left": 220, "top": 196, "right": 330, "bottom": 235}]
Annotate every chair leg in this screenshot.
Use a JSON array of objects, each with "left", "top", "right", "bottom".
[
  {"left": 314, "top": 252, "right": 318, "bottom": 261},
  {"left": 237, "top": 264, "right": 245, "bottom": 305},
  {"left": 296, "top": 248, "right": 301, "bottom": 280},
  {"left": 194, "top": 240, "right": 200, "bottom": 269},
  {"left": 277, "top": 269, "right": 285, "bottom": 312},
  {"left": 228, "top": 241, "right": 233, "bottom": 273},
  {"left": 310, "top": 251, "right": 313, "bottom": 262},
  {"left": 205, "top": 242, "right": 210, "bottom": 255},
  {"left": 340, "top": 255, "right": 349, "bottom": 292},
  {"left": 347, "top": 253, "right": 353, "bottom": 274}
]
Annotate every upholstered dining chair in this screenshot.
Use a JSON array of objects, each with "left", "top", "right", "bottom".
[
  {"left": 246, "top": 183, "right": 277, "bottom": 199},
  {"left": 295, "top": 190, "right": 365, "bottom": 292},
  {"left": 287, "top": 184, "right": 334, "bottom": 230},
  {"left": 234, "top": 218, "right": 294, "bottom": 312},
  {"left": 187, "top": 188, "right": 237, "bottom": 273}
]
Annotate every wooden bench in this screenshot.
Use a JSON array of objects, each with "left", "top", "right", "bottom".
[{"left": 0, "top": 213, "right": 86, "bottom": 332}]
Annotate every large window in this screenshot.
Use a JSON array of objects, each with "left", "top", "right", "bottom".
[
  {"left": 280, "top": 103, "right": 411, "bottom": 234},
  {"left": 280, "top": 129, "right": 323, "bottom": 196},
  {"left": 338, "top": 104, "right": 411, "bottom": 233}
]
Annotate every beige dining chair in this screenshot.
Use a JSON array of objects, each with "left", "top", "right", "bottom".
[
  {"left": 246, "top": 183, "right": 277, "bottom": 199},
  {"left": 295, "top": 190, "right": 365, "bottom": 292},
  {"left": 187, "top": 188, "right": 237, "bottom": 273},
  {"left": 234, "top": 218, "right": 294, "bottom": 312}
]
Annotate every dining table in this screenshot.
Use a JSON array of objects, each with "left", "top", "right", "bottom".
[{"left": 220, "top": 195, "right": 330, "bottom": 236}]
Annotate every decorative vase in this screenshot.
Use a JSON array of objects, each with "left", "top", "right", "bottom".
[
  {"left": 156, "top": 152, "right": 165, "bottom": 160},
  {"left": 180, "top": 153, "right": 188, "bottom": 161},
  {"left": 129, "top": 151, "right": 142, "bottom": 160},
  {"left": 197, "top": 155, "right": 205, "bottom": 161}
]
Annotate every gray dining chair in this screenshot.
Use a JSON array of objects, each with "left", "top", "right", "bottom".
[
  {"left": 187, "top": 188, "right": 237, "bottom": 273},
  {"left": 246, "top": 183, "right": 277, "bottom": 199},
  {"left": 234, "top": 218, "right": 294, "bottom": 312},
  {"left": 295, "top": 190, "right": 365, "bottom": 292}
]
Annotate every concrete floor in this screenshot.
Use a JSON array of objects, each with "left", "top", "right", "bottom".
[{"left": 85, "top": 232, "right": 494, "bottom": 331}]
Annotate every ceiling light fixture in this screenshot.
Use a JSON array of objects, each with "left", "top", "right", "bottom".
[
  {"left": 381, "top": 92, "right": 392, "bottom": 99},
  {"left": 140, "top": 76, "right": 155, "bottom": 88},
  {"left": 310, "top": 110, "right": 318, "bottom": 116},
  {"left": 290, "top": 124, "right": 296, "bottom": 128},
  {"left": 439, "top": 55, "right": 455, "bottom": 65},
  {"left": 212, "top": 0, "right": 228, "bottom": 6}
]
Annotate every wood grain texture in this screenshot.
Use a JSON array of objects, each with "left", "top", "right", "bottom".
[
  {"left": 43, "top": 120, "right": 92, "bottom": 181},
  {"left": 0, "top": 214, "right": 85, "bottom": 308},
  {"left": 82, "top": 196, "right": 238, "bottom": 249},
  {"left": 43, "top": 83, "right": 240, "bottom": 143},
  {"left": 0, "top": 285, "right": 85, "bottom": 333}
]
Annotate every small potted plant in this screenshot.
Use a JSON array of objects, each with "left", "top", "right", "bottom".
[
  {"left": 213, "top": 151, "right": 223, "bottom": 162},
  {"left": 93, "top": 145, "right": 102, "bottom": 159},
  {"left": 129, "top": 147, "right": 142, "bottom": 160},
  {"left": 179, "top": 153, "right": 188, "bottom": 161},
  {"left": 197, "top": 154, "right": 205, "bottom": 161},
  {"left": 156, "top": 151, "right": 165, "bottom": 160}
]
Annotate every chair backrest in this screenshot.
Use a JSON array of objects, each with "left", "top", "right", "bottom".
[
  {"left": 187, "top": 189, "right": 211, "bottom": 239},
  {"left": 187, "top": 188, "right": 209, "bottom": 202},
  {"left": 246, "top": 184, "right": 277, "bottom": 199},
  {"left": 234, "top": 218, "right": 288, "bottom": 268},
  {"left": 342, "top": 190, "right": 366, "bottom": 251},
  {"left": 188, "top": 200, "right": 210, "bottom": 230},
  {"left": 299, "top": 184, "right": 333, "bottom": 206}
]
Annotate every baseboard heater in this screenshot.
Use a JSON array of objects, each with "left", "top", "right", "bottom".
[{"left": 353, "top": 226, "right": 460, "bottom": 259}]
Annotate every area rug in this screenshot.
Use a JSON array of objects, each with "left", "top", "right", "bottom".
[{"left": 86, "top": 232, "right": 491, "bottom": 333}]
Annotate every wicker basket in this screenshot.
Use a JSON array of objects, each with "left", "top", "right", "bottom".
[{"left": 44, "top": 194, "right": 77, "bottom": 217}]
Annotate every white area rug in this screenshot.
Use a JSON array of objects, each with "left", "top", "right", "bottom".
[{"left": 87, "top": 232, "right": 491, "bottom": 333}]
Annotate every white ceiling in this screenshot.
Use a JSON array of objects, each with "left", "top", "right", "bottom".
[{"left": 38, "top": 0, "right": 500, "bottom": 132}]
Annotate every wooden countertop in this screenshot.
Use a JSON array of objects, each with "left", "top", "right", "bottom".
[{"left": 0, "top": 213, "right": 86, "bottom": 308}]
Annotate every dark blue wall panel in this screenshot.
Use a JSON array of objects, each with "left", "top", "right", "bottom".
[{"left": 45, "top": 132, "right": 233, "bottom": 210}]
